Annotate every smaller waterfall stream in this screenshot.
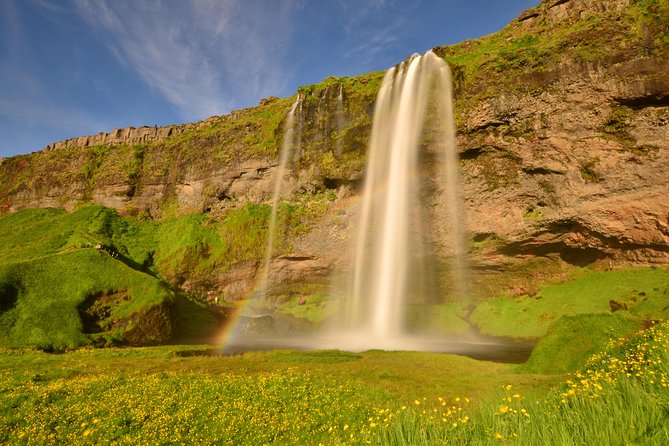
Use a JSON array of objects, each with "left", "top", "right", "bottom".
[
  {"left": 256, "top": 95, "right": 302, "bottom": 300},
  {"left": 335, "top": 84, "right": 345, "bottom": 157}
]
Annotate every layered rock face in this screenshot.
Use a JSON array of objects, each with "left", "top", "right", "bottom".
[
  {"left": 518, "top": 0, "right": 630, "bottom": 24},
  {"left": 0, "top": 0, "right": 667, "bottom": 299},
  {"left": 441, "top": 0, "right": 669, "bottom": 266},
  {"left": 457, "top": 56, "right": 669, "bottom": 264}
]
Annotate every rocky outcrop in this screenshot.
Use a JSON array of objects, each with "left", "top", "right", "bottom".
[
  {"left": 518, "top": 0, "right": 630, "bottom": 26},
  {"left": 269, "top": 255, "right": 331, "bottom": 284},
  {"left": 216, "top": 262, "right": 258, "bottom": 301},
  {"left": 42, "top": 110, "right": 254, "bottom": 152},
  {"left": 45, "top": 125, "right": 181, "bottom": 151},
  {"left": 119, "top": 301, "right": 176, "bottom": 345},
  {"left": 457, "top": 52, "right": 669, "bottom": 264}
]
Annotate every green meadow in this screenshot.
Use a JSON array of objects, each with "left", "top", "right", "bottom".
[{"left": 1, "top": 320, "right": 667, "bottom": 445}]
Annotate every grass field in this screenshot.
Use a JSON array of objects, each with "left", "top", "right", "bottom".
[{"left": 1, "top": 320, "right": 667, "bottom": 444}]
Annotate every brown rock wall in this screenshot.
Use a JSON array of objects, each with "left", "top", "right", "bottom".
[{"left": 518, "top": 0, "right": 630, "bottom": 26}]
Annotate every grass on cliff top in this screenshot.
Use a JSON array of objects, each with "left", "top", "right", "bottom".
[
  {"left": 163, "top": 95, "right": 295, "bottom": 163},
  {"left": 435, "top": 0, "right": 669, "bottom": 115},
  {"left": 470, "top": 267, "right": 669, "bottom": 340}
]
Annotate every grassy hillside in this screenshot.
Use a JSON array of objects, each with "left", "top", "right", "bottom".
[
  {"left": 0, "top": 202, "right": 334, "bottom": 348},
  {"left": 0, "top": 251, "right": 173, "bottom": 350},
  {"left": 0, "top": 206, "right": 174, "bottom": 349},
  {"left": 470, "top": 267, "right": 669, "bottom": 339},
  {"left": 1, "top": 205, "right": 667, "bottom": 349},
  {"left": 518, "top": 313, "right": 644, "bottom": 374}
]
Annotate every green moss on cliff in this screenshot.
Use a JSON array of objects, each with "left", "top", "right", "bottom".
[{"left": 0, "top": 0, "right": 666, "bottom": 213}]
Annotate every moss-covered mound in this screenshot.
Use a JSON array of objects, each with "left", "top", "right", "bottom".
[{"left": 0, "top": 206, "right": 180, "bottom": 349}]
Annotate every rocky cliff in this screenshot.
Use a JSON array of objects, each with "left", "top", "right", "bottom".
[{"left": 1, "top": 0, "right": 667, "bottom": 302}]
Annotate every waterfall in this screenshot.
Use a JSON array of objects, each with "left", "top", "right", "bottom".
[
  {"left": 256, "top": 95, "right": 302, "bottom": 301},
  {"left": 335, "top": 83, "right": 345, "bottom": 157},
  {"left": 224, "top": 51, "right": 469, "bottom": 353},
  {"left": 329, "top": 50, "right": 466, "bottom": 349}
]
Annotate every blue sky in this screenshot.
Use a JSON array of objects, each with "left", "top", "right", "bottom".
[{"left": 0, "top": 0, "right": 538, "bottom": 157}]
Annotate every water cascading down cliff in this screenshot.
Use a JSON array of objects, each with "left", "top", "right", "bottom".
[
  {"left": 256, "top": 95, "right": 303, "bottom": 301},
  {"left": 225, "top": 50, "right": 466, "bottom": 351},
  {"left": 325, "top": 50, "right": 467, "bottom": 350}
]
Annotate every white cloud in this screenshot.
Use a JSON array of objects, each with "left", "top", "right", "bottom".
[
  {"left": 72, "top": 0, "right": 299, "bottom": 121},
  {"left": 344, "top": 24, "right": 400, "bottom": 59},
  {"left": 336, "top": 0, "right": 406, "bottom": 67}
]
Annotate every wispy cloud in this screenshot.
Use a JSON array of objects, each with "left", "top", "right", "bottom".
[
  {"left": 338, "top": 0, "right": 390, "bottom": 34},
  {"left": 72, "top": 0, "right": 299, "bottom": 120},
  {"left": 344, "top": 25, "right": 401, "bottom": 59},
  {"left": 0, "top": 0, "right": 32, "bottom": 90},
  {"left": 336, "top": 0, "right": 407, "bottom": 67}
]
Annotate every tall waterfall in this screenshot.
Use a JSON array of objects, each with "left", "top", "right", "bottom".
[{"left": 330, "top": 50, "right": 466, "bottom": 349}]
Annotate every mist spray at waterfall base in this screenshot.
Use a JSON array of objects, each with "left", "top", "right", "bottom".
[{"left": 223, "top": 52, "right": 530, "bottom": 359}]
